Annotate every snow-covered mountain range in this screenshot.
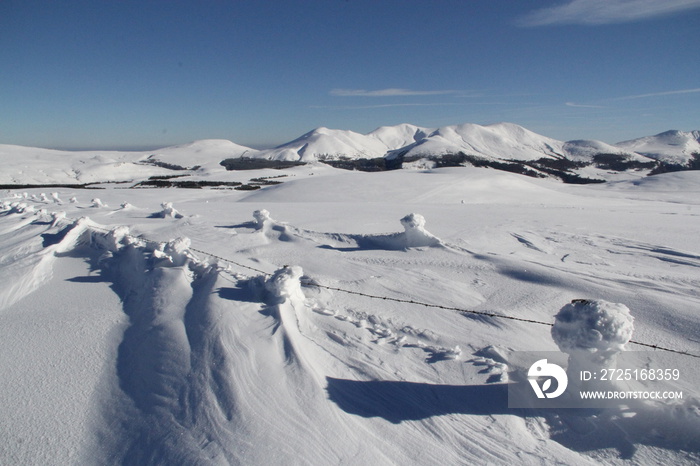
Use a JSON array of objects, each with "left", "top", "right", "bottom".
[
  {"left": 243, "top": 123, "right": 700, "bottom": 166},
  {"left": 1, "top": 123, "right": 699, "bottom": 186}
]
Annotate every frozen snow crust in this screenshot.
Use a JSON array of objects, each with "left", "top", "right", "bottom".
[{"left": 1, "top": 165, "right": 699, "bottom": 464}]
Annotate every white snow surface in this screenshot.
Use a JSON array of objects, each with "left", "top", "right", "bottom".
[
  {"left": 148, "top": 139, "right": 254, "bottom": 171},
  {"left": 0, "top": 141, "right": 236, "bottom": 185},
  {"left": 263, "top": 127, "right": 389, "bottom": 162},
  {"left": 616, "top": 130, "right": 700, "bottom": 164},
  {"left": 563, "top": 139, "right": 646, "bottom": 161},
  {"left": 1, "top": 160, "right": 700, "bottom": 464}
]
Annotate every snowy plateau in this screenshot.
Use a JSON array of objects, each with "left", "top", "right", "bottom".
[{"left": 1, "top": 122, "right": 700, "bottom": 465}]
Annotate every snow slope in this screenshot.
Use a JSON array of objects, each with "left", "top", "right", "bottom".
[
  {"left": 0, "top": 139, "right": 253, "bottom": 185},
  {"left": 145, "top": 139, "right": 254, "bottom": 172},
  {"left": 564, "top": 139, "right": 639, "bottom": 160},
  {"left": 0, "top": 144, "right": 166, "bottom": 185},
  {"left": 262, "top": 127, "right": 389, "bottom": 161},
  {"left": 398, "top": 122, "right": 566, "bottom": 161},
  {"left": 1, "top": 165, "right": 699, "bottom": 464},
  {"left": 369, "top": 123, "right": 431, "bottom": 150},
  {"left": 616, "top": 130, "right": 700, "bottom": 164}
]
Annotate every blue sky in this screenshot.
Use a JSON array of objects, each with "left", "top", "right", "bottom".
[{"left": 2, "top": 0, "right": 699, "bottom": 150}]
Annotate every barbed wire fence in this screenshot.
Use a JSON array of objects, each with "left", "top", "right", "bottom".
[
  {"left": 71, "top": 220, "right": 700, "bottom": 361},
  {"left": 193, "top": 235, "right": 700, "bottom": 360}
]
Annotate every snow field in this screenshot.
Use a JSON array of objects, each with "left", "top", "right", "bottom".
[{"left": 1, "top": 165, "right": 699, "bottom": 464}]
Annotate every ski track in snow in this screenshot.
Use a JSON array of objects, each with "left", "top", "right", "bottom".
[{"left": 1, "top": 167, "right": 700, "bottom": 465}]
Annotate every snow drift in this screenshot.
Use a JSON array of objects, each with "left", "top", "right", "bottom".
[{"left": 1, "top": 165, "right": 699, "bottom": 464}]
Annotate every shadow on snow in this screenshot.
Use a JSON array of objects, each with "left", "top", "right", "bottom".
[{"left": 326, "top": 377, "right": 700, "bottom": 460}]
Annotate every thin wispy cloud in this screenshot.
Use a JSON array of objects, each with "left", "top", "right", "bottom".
[
  {"left": 519, "top": 0, "right": 700, "bottom": 26},
  {"left": 311, "top": 102, "right": 464, "bottom": 110},
  {"left": 614, "top": 87, "right": 700, "bottom": 100},
  {"left": 565, "top": 102, "right": 607, "bottom": 109},
  {"left": 330, "top": 88, "right": 462, "bottom": 97}
]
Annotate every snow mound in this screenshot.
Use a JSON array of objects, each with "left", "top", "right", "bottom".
[
  {"left": 264, "top": 265, "right": 305, "bottom": 305},
  {"left": 246, "top": 209, "right": 446, "bottom": 251},
  {"left": 0, "top": 216, "right": 92, "bottom": 309},
  {"left": 400, "top": 213, "right": 442, "bottom": 248},
  {"left": 153, "top": 237, "right": 194, "bottom": 267},
  {"left": 253, "top": 209, "right": 272, "bottom": 230},
  {"left": 50, "top": 211, "right": 66, "bottom": 227},
  {"left": 552, "top": 299, "right": 634, "bottom": 358},
  {"left": 7, "top": 202, "right": 34, "bottom": 214},
  {"left": 552, "top": 299, "right": 634, "bottom": 389},
  {"left": 91, "top": 225, "right": 136, "bottom": 254},
  {"left": 154, "top": 202, "right": 184, "bottom": 219}
]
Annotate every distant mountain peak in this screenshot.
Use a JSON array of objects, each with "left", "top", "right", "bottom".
[{"left": 616, "top": 129, "right": 700, "bottom": 163}]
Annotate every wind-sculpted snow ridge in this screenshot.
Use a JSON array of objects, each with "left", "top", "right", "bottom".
[
  {"left": 251, "top": 209, "right": 445, "bottom": 251},
  {"left": 0, "top": 208, "right": 91, "bottom": 309},
  {"left": 52, "top": 220, "right": 385, "bottom": 464},
  {"left": 0, "top": 211, "right": 245, "bottom": 463},
  {"left": 84, "top": 226, "right": 237, "bottom": 463}
]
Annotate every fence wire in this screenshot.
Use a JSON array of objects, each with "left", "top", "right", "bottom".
[{"left": 82, "top": 222, "right": 700, "bottom": 360}]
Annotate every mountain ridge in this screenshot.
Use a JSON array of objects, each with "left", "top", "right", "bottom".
[
  {"left": 1, "top": 123, "right": 699, "bottom": 186},
  {"left": 616, "top": 129, "right": 700, "bottom": 165},
  {"left": 241, "top": 122, "right": 698, "bottom": 166}
]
